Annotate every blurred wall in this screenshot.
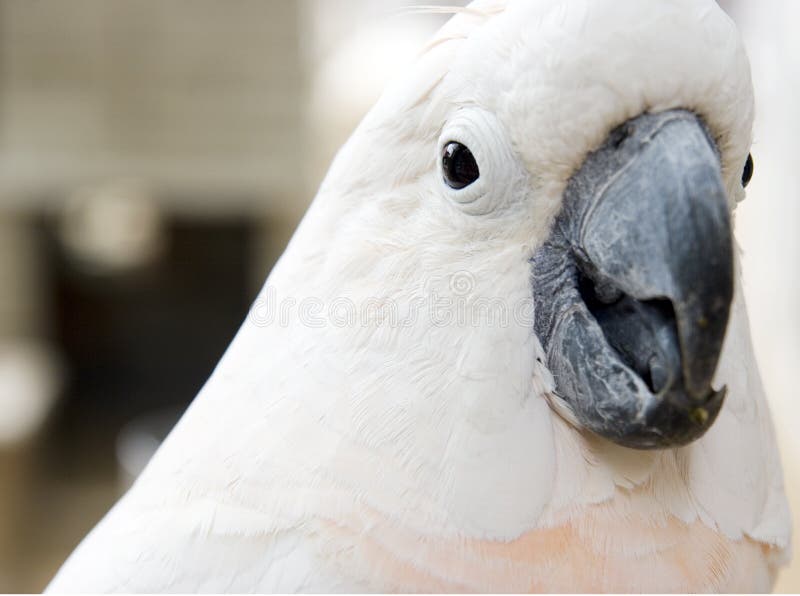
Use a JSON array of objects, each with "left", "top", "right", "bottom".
[
  {"left": 0, "top": 0, "right": 305, "bottom": 207},
  {"left": 0, "top": 1, "right": 308, "bottom": 591}
]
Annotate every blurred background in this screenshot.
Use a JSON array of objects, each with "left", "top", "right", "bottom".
[{"left": 0, "top": 0, "right": 795, "bottom": 592}]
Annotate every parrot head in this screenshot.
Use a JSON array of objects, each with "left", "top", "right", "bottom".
[{"left": 305, "top": 0, "right": 755, "bottom": 451}]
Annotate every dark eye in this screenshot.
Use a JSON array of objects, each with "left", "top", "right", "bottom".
[
  {"left": 742, "top": 153, "right": 754, "bottom": 188},
  {"left": 442, "top": 141, "right": 480, "bottom": 189}
]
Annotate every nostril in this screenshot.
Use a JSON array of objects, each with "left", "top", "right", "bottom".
[{"left": 609, "top": 123, "right": 632, "bottom": 150}]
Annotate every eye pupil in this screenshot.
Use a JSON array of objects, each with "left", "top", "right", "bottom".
[
  {"left": 442, "top": 142, "right": 480, "bottom": 189},
  {"left": 742, "top": 153, "right": 754, "bottom": 188}
]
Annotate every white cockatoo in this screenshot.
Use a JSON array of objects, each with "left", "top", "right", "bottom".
[{"left": 48, "top": 0, "right": 791, "bottom": 592}]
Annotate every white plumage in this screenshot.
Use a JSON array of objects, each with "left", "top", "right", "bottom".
[{"left": 48, "top": 0, "right": 791, "bottom": 591}]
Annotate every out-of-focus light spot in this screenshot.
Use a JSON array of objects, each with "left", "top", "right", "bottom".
[
  {"left": 310, "top": 22, "right": 431, "bottom": 122},
  {"left": 58, "top": 181, "right": 165, "bottom": 275},
  {"left": 116, "top": 407, "right": 183, "bottom": 491},
  {"left": 0, "top": 340, "right": 62, "bottom": 445},
  {"left": 303, "top": 1, "right": 452, "bottom": 184}
]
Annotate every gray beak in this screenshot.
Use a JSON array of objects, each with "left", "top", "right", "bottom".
[{"left": 532, "top": 110, "right": 733, "bottom": 449}]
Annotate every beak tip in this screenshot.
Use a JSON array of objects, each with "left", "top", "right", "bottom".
[
  {"left": 688, "top": 406, "right": 710, "bottom": 426},
  {"left": 619, "top": 383, "right": 727, "bottom": 450}
]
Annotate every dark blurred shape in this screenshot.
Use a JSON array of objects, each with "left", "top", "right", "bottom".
[
  {"left": 0, "top": 213, "right": 261, "bottom": 592},
  {"left": 43, "top": 213, "right": 256, "bottom": 473}
]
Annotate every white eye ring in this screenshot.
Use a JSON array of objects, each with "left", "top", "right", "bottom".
[{"left": 437, "top": 108, "right": 520, "bottom": 215}]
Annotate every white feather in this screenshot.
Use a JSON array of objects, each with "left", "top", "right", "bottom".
[{"left": 47, "top": 0, "right": 790, "bottom": 591}]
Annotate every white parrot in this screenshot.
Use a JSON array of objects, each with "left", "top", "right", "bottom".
[{"left": 47, "top": 0, "right": 791, "bottom": 592}]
